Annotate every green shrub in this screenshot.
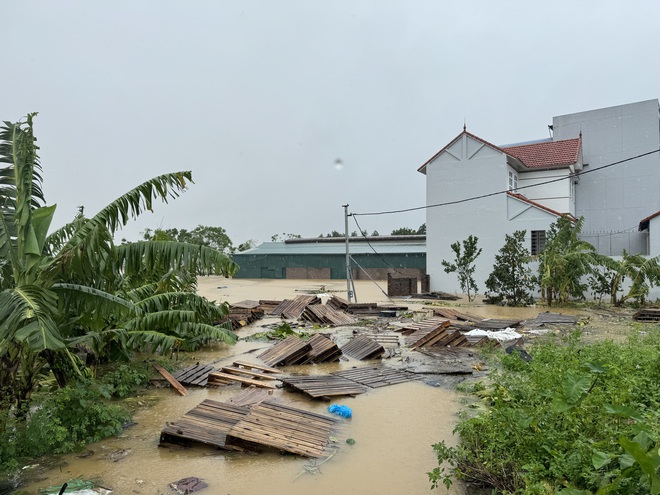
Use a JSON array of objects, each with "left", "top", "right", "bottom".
[
  {"left": 429, "top": 331, "right": 660, "bottom": 494},
  {"left": 101, "top": 364, "right": 150, "bottom": 398}
]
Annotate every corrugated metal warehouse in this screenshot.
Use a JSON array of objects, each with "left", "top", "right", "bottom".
[{"left": 231, "top": 235, "right": 426, "bottom": 280}]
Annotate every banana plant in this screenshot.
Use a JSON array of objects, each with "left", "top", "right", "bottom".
[{"left": 0, "top": 114, "right": 237, "bottom": 417}]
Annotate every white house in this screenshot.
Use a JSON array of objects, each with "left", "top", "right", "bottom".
[{"left": 420, "top": 99, "right": 660, "bottom": 294}]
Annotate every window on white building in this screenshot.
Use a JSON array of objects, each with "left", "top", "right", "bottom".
[
  {"left": 531, "top": 230, "right": 546, "bottom": 255},
  {"left": 508, "top": 170, "right": 518, "bottom": 191}
]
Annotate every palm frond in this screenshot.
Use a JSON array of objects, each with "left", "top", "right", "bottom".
[
  {"left": 0, "top": 286, "right": 65, "bottom": 350},
  {"left": 123, "top": 330, "right": 182, "bottom": 354},
  {"left": 123, "top": 310, "right": 198, "bottom": 330},
  {"left": 134, "top": 291, "right": 229, "bottom": 320},
  {"left": 116, "top": 240, "right": 238, "bottom": 278}
]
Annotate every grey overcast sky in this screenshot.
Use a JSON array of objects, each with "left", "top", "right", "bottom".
[{"left": 3, "top": 1, "right": 660, "bottom": 246}]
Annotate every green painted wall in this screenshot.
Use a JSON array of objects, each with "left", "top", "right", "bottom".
[{"left": 231, "top": 252, "right": 426, "bottom": 279}]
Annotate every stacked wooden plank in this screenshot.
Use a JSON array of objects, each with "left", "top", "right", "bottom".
[
  {"left": 426, "top": 307, "right": 483, "bottom": 322},
  {"left": 428, "top": 329, "right": 469, "bottom": 348},
  {"left": 361, "top": 332, "right": 401, "bottom": 345},
  {"left": 160, "top": 399, "right": 250, "bottom": 451},
  {"left": 332, "top": 366, "right": 421, "bottom": 388},
  {"left": 280, "top": 375, "right": 368, "bottom": 398},
  {"left": 301, "top": 305, "right": 358, "bottom": 326},
  {"left": 340, "top": 335, "right": 385, "bottom": 360},
  {"left": 302, "top": 334, "right": 342, "bottom": 363},
  {"left": 327, "top": 296, "right": 379, "bottom": 315},
  {"left": 469, "top": 318, "right": 522, "bottom": 330},
  {"left": 172, "top": 363, "right": 218, "bottom": 387},
  {"left": 408, "top": 320, "right": 452, "bottom": 349},
  {"left": 270, "top": 295, "right": 321, "bottom": 319},
  {"left": 257, "top": 336, "right": 313, "bottom": 366},
  {"left": 396, "top": 316, "right": 450, "bottom": 336},
  {"left": 228, "top": 401, "right": 337, "bottom": 458},
  {"left": 633, "top": 308, "right": 660, "bottom": 322},
  {"left": 258, "top": 300, "right": 282, "bottom": 314}
]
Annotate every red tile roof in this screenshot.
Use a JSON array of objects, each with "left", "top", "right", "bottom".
[
  {"left": 501, "top": 136, "right": 581, "bottom": 169},
  {"left": 418, "top": 130, "right": 581, "bottom": 173},
  {"left": 639, "top": 211, "right": 660, "bottom": 231},
  {"left": 507, "top": 192, "right": 575, "bottom": 220}
]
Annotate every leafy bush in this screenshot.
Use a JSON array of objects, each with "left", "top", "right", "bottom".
[
  {"left": 0, "top": 380, "right": 129, "bottom": 474},
  {"left": 101, "top": 364, "right": 150, "bottom": 398},
  {"left": 429, "top": 331, "right": 660, "bottom": 494}
]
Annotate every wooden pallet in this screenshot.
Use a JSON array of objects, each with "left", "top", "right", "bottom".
[
  {"left": 301, "top": 305, "right": 357, "bottom": 326},
  {"left": 270, "top": 295, "right": 321, "bottom": 319},
  {"left": 340, "top": 335, "right": 385, "bottom": 360},
  {"left": 633, "top": 308, "right": 660, "bottom": 322},
  {"left": 280, "top": 374, "right": 368, "bottom": 398},
  {"left": 208, "top": 371, "right": 277, "bottom": 389},
  {"left": 172, "top": 363, "right": 218, "bottom": 387},
  {"left": 227, "top": 386, "right": 275, "bottom": 407},
  {"left": 331, "top": 366, "right": 421, "bottom": 388},
  {"left": 407, "top": 320, "right": 452, "bottom": 349},
  {"left": 160, "top": 399, "right": 250, "bottom": 451},
  {"left": 302, "top": 334, "right": 342, "bottom": 364},
  {"left": 396, "top": 317, "right": 450, "bottom": 336},
  {"left": 425, "top": 307, "right": 483, "bottom": 322},
  {"left": 228, "top": 401, "right": 337, "bottom": 458},
  {"left": 361, "top": 332, "right": 401, "bottom": 345},
  {"left": 257, "top": 336, "right": 313, "bottom": 366}
]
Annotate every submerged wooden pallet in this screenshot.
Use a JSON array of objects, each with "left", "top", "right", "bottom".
[
  {"left": 270, "top": 295, "right": 321, "bottom": 319},
  {"left": 228, "top": 401, "right": 337, "bottom": 458},
  {"left": 302, "top": 334, "right": 342, "bottom": 364},
  {"left": 280, "top": 374, "right": 368, "bottom": 398},
  {"left": 161, "top": 399, "right": 336, "bottom": 458},
  {"left": 396, "top": 317, "right": 451, "bottom": 336},
  {"left": 227, "top": 386, "right": 275, "bottom": 407},
  {"left": 332, "top": 366, "right": 421, "bottom": 388},
  {"left": 172, "top": 363, "right": 218, "bottom": 387},
  {"left": 340, "top": 335, "right": 385, "bottom": 360},
  {"left": 160, "top": 399, "right": 249, "bottom": 451},
  {"left": 301, "top": 305, "right": 357, "bottom": 326},
  {"left": 257, "top": 336, "right": 312, "bottom": 366}
]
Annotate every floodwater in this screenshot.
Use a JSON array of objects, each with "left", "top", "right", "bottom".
[
  {"left": 18, "top": 278, "right": 633, "bottom": 494},
  {"left": 19, "top": 278, "right": 470, "bottom": 495}
]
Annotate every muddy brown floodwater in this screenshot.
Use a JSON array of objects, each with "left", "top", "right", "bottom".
[
  {"left": 20, "top": 278, "right": 638, "bottom": 494},
  {"left": 20, "top": 278, "right": 472, "bottom": 495}
]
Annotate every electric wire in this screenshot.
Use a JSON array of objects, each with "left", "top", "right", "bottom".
[
  {"left": 351, "top": 214, "right": 408, "bottom": 276},
  {"left": 349, "top": 255, "right": 390, "bottom": 298},
  {"left": 352, "top": 148, "right": 660, "bottom": 217}
]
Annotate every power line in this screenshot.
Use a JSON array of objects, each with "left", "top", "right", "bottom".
[
  {"left": 351, "top": 214, "right": 407, "bottom": 276},
  {"left": 353, "top": 148, "right": 660, "bottom": 217}
]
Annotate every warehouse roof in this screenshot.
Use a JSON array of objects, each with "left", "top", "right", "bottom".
[{"left": 234, "top": 237, "right": 426, "bottom": 256}]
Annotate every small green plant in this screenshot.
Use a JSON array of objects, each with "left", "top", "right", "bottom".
[
  {"left": 101, "top": 364, "right": 150, "bottom": 398},
  {"left": 442, "top": 235, "right": 482, "bottom": 302}
]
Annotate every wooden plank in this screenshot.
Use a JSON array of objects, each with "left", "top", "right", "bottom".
[
  {"left": 154, "top": 364, "right": 188, "bottom": 396},
  {"left": 340, "top": 335, "right": 385, "bottom": 360},
  {"left": 227, "top": 386, "right": 275, "bottom": 407},
  {"left": 280, "top": 375, "right": 368, "bottom": 398},
  {"left": 232, "top": 360, "right": 282, "bottom": 374},
  {"left": 208, "top": 371, "right": 277, "bottom": 389},
  {"left": 220, "top": 366, "right": 279, "bottom": 380}
]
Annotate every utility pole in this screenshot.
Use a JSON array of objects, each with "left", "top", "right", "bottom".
[{"left": 343, "top": 204, "right": 352, "bottom": 302}]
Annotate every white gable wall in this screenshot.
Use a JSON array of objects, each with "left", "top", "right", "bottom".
[{"left": 425, "top": 134, "right": 558, "bottom": 294}]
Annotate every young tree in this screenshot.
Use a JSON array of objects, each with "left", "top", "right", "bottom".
[
  {"left": 485, "top": 230, "right": 535, "bottom": 306},
  {"left": 538, "top": 216, "right": 596, "bottom": 306},
  {"left": 442, "top": 235, "right": 482, "bottom": 302}
]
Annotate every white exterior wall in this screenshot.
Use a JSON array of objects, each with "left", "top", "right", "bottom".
[
  {"left": 553, "top": 99, "right": 660, "bottom": 255},
  {"left": 517, "top": 168, "right": 573, "bottom": 215},
  {"left": 425, "top": 134, "right": 558, "bottom": 294},
  {"left": 649, "top": 216, "right": 660, "bottom": 259}
]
